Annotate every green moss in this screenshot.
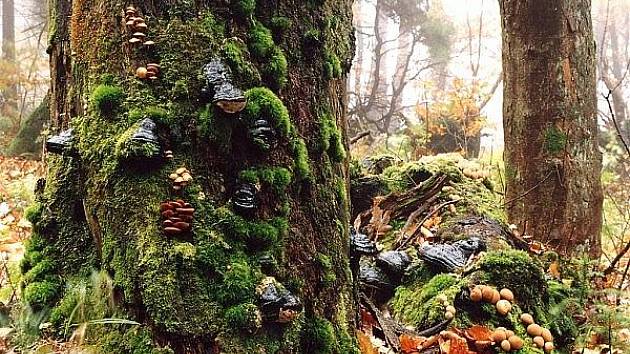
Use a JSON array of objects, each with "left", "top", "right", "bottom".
[
  {"left": 23, "top": 280, "right": 61, "bottom": 309},
  {"left": 6, "top": 96, "right": 49, "bottom": 157},
  {"left": 128, "top": 106, "right": 169, "bottom": 125},
  {"left": 270, "top": 16, "right": 292, "bottom": 38},
  {"left": 262, "top": 48, "right": 288, "bottom": 90},
  {"left": 392, "top": 274, "right": 463, "bottom": 328},
  {"left": 291, "top": 137, "right": 312, "bottom": 181},
  {"left": 225, "top": 303, "right": 261, "bottom": 330},
  {"left": 224, "top": 213, "right": 288, "bottom": 251},
  {"left": 90, "top": 84, "right": 125, "bottom": 116},
  {"left": 249, "top": 22, "right": 275, "bottom": 59},
  {"left": 221, "top": 39, "right": 261, "bottom": 88},
  {"left": 319, "top": 113, "right": 345, "bottom": 162},
  {"left": 96, "top": 326, "right": 174, "bottom": 354},
  {"left": 24, "top": 203, "right": 43, "bottom": 225},
  {"left": 335, "top": 179, "right": 347, "bottom": 206},
  {"left": 216, "top": 260, "right": 258, "bottom": 306},
  {"left": 302, "top": 317, "right": 335, "bottom": 354},
  {"left": 472, "top": 250, "right": 547, "bottom": 312},
  {"left": 231, "top": 0, "right": 256, "bottom": 18},
  {"left": 238, "top": 167, "right": 292, "bottom": 192},
  {"left": 243, "top": 87, "right": 291, "bottom": 136},
  {"left": 324, "top": 52, "right": 342, "bottom": 79},
  {"left": 316, "top": 254, "right": 336, "bottom": 286},
  {"left": 22, "top": 260, "right": 56, "bottom": 284},
  {"left": 544, "top": 126, "right": 567, "bottom": 154},
  {"left": 304, "top": 29, "right": 322, "bottom": 45}
]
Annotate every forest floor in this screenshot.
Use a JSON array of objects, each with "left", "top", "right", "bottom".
[{"left": 0, "top": 154, "right": 629, "bottom": 353}]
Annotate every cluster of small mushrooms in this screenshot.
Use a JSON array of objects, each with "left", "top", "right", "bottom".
[
  {"left": 124, "top": 6, "right": 160, "bottom": 80},
  {"left": 136, "top": 63, "right": 161, "bottom": 81},
  {"left": 458, "top": 160, "right": 491, "bottom": 180},
  {"left": 521, "top": 313, "right": 555, "bottom": 352},
  {"left": 491, "top": 327, "right": 524, "bottom": 352},
  {"left": 125, "top": 6, "right": 152, "bottom": 47},
  {"left": 160, "top": 200, "right": 194, "bottom": 236},
  {"left": 470, "top": 285, "right": 514, "bottom": 316},
  {"left": 169, "top": 167, "right": 193, "bottom": 191},
  {"left": 435, "top": 294, "right": 456, "bottom": 320}
]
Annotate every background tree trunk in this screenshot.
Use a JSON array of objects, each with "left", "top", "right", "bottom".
[
  {"left": 32, "top": 1, "right": 357, "bottom": 352},
  {"left": 499, "top": 0, "right": 603, "bottom": 257},
  {"left": 2, "top": 0, "right": 17, "bottom": 119}
]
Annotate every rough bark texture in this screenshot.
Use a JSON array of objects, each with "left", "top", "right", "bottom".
[
  {"left": 27, "top": 1, "right": 357, "bottom": 353},
  {"left": 499, "top": 0, "right": 603, "bottom": 256}
]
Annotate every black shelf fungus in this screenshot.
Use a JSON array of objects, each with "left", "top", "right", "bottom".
[
  {"left": 359, "top": 263, "right": 395, "bottom": 304},
  {"left": 131, "top": 118, "right": 159, "bottom": 145},
  {"left": 350, "top": 227, "right": 378, "bottom": 281},
  {"left": 351, "top": 227, "right": 378, "bottom": 257},
  {"left": 249, "top": 119, "right": 277, "bottom": 150},
  {"left": 257, "top": 254, "right": 278, "bottom": 275},
  {"left": 376, "top": 250, "right": 411, "bottom": 280},
  {"left": 202, "top": 58, "right": 246, "bottom": 114},
  {"left": 418, "top": 237, "right": 486, "bottom": 273},
  {"left": 46, "top": 129, "right": 75, "bottom": 155},
  {"left": 257, "top": 277, "right": 302, "bottom": 324},
  {"left": 232, "top": 183, "right": 258, "bottom": 216}
]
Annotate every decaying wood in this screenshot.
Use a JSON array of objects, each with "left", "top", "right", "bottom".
[{"left": 355, "top": 174, "right": 448, "bottom": 240}]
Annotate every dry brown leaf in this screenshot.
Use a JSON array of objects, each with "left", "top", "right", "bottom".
[
  {"left": 548, "top": 261, "right": 561, "bottom": 279},
  {"left": 529, "top": 241, "right": 546, "bottom": 254},
  {"left": 367, "top": 205, "right": 392, "bottom": 240},
  {"left": 423, "top": 215, "right": 442, "bottom": 229}
]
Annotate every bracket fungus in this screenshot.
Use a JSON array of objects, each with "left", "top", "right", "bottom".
[
  {"left": 418, "top": 237, "right": 486, "bottom": 272},
  {"left": 249, "top": 119, "right": 277, "bottom": 150},
  {"left": 359, "top": 263, "right": 395, "bottom": 303},
  {"left": 160, "top": 200, "right": 194, "bottom": 236},
  {"left": 131, "top": 118, "right": 159, "bottom": 145},
  {"left": 375, "top": 250, "right": 411, "bottom": 281},
  {"left": 350, "top": 228, "right": 378, "bottom": 258},
  {"left": 232, "top": 183, "right": 258, "bottom": 216},
  {"left": 256, "top": 277, "right": 302, "bottom": 324},
  {"left": 202, "top": 58, "right": 247, "bottom": 114},
  {"left": 46, "top": 129, "right": 75, "bottom": 155}
]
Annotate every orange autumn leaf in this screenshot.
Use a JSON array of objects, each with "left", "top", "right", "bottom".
[
  {"left": 448, "top": 337, "right": 471, "bottom": 354},
  {"left": 400, "top": 334, "right": 423, "bottom": 354},
  {"left": 356, "top": 331, "right": 378, "bottom": 354},
  {"left": 548, "top": 261, "right": 561, "bottom": 279},
  {"left": 464, "top": 325, "right": 492, "bottom": 341}
]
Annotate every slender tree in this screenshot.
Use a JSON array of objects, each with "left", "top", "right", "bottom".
[
  {"left": 25, "top": 1, "right": 358, "bottom": 352},
  {"left": 499, "top": 0, "right": 603, "bottom": 256},
  {"left": 2, "top": 0, "right": 17, "bottom": 118}
]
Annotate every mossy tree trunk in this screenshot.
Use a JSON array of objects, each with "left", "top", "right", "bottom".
[
  {"left": 28, "top": 0, "right": 357, "bottom": 352},
  {"left": 499, "top": 0, "right": 603, "bottom": 257}
]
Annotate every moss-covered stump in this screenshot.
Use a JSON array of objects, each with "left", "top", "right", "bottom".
[
  {"left": 5, "top": 96, "right": 49, "bottom": 158},
  {"left": 350, "top": 154, "right": 580, "bottom": 352},
  {"left": 25, "top": 0, "right": 358, "bottom": 353}
]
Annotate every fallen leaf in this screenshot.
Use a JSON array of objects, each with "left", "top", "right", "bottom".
[
  {"left": 357, "top": 330, "right": 379, "bottom": 354},
  {"left": 548, "top": 261, "right": 561, "bottom": 279},
  {"left": 400, "top": 334, "right": 422, "bottom": 353},
  {"left": 448, "top": 337, "right": 470, "bottom": 354},
  {"left": 464, "top": 325, "right": 492, "bottom": 341}
]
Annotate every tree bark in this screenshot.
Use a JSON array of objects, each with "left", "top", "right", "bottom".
[
  {"left": 499, "top": 0, "right": 603, "bottom": 257},
  {"left": 34, "top": 1, "right": 357, "bottom": 353},
  {"left": 2, "top": 0, "right": 17, "bottom": 118}
]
